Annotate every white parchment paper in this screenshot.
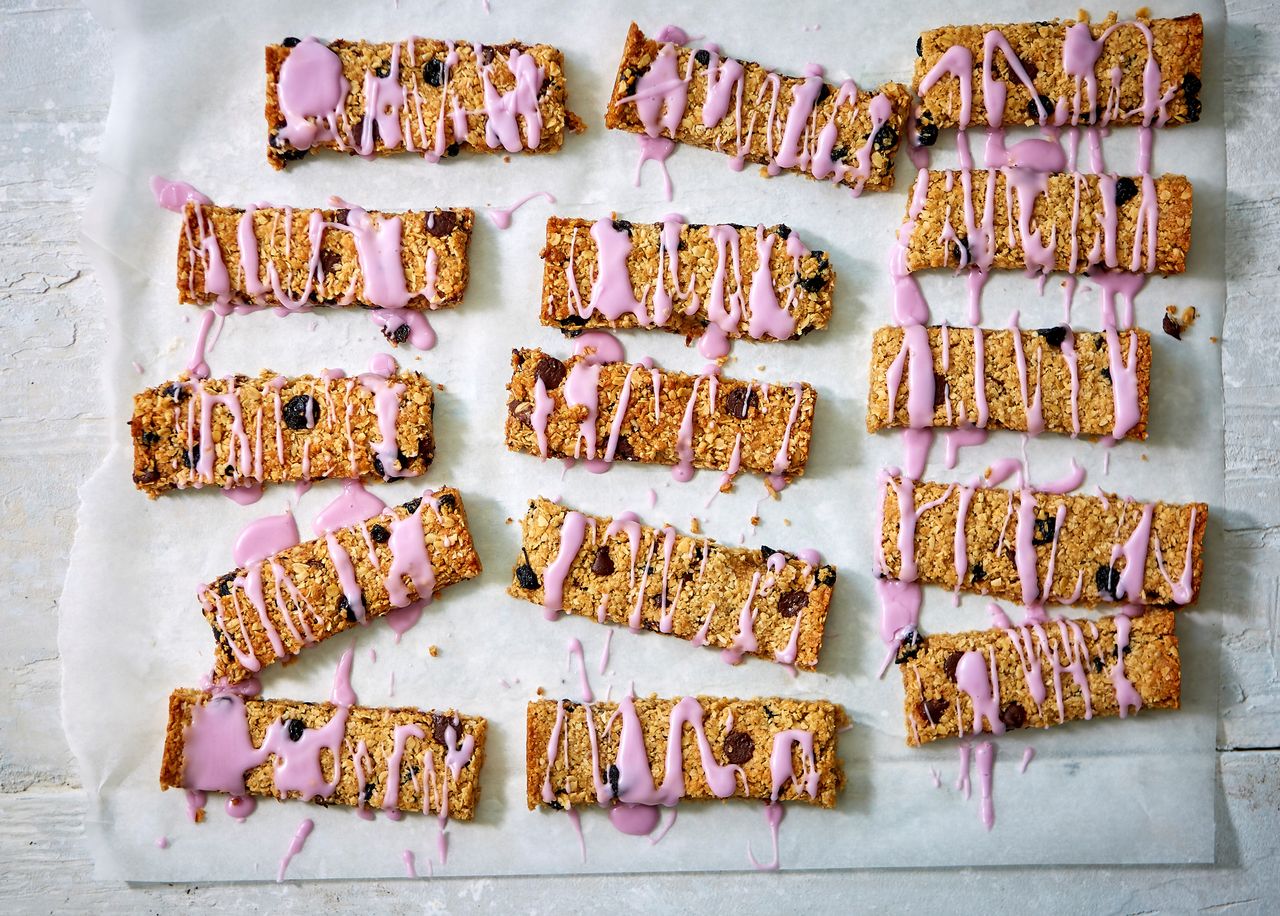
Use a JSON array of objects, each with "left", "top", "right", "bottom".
[{"left": 63, "top": 0, "right": 1225, "bottom": 879}]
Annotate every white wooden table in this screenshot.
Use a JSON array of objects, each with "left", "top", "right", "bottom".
[{"left": 1, "top": 1, "right": 1276, "bottom": 910}]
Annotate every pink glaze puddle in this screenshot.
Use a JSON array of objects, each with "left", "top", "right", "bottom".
[
  {"left": 154, "top": 836, "right": 170, "bottom": 850},
  {"left": 487, "top": 191, "right": 555, "bottom": 229},
  {"left": 150, "top": 175, "right": 211, "bottom": 213},
  {"left": 746, "top": 802, "right": 784, "bottom": 870},
  {"left": 608, "top": 802, "right": 660, "bottom": 836},
  {"left": 276, "top": 818, "right": 315, "bottom": 882},
  {"left": 384, "top": 598, "right": 427, "bottom": 641},
  {"left": 634, "top": 135, "right": 676, "bottom": 201},
  {"left": 403, "top": 849, "right": 418, "bottom": 878}
]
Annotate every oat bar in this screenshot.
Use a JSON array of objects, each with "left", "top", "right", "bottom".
[
  {"left": 604, "top": 23, "right": 911, "bottom": 194},
  {"left": 899, "top": 610, "right": 1180, "bottom": 746},
  {"left": 131, "top": 369, "right": 435, "bottom": 497},
  {"left": 903, "top": 170, "right": 1192, "bottom": 275},
  {"left": 161, "top": 689, "right": 486, "bottom": 818},
  {"left": 866, "top": 325, "right": 1151, "bottom": 439},
  {"left": 511, "top": 498, "right": 836, "bottom": 669},
  {"left": 504, "top": 349, "right": 816, "bottom": 485},
  {"left": 200, "top": 488, "right": 481, "bottom": 683},
  {"left": 877, "top": 477, "right": 1206, "bottom": 608},
  {"left": 913, "top": 13, "right": 1203, "bottom": 135},
  {"left": 177, "top": 203, "right": 472, "bottom": 311},
  {"left": 527, "top": 694, "right": 846, "bottom": 810},
  {"left": 540, "top": 217, "right": 833, "bottom": 342},
  {"left": 266, "top": 36, "right": 584, "bottom": 169}
]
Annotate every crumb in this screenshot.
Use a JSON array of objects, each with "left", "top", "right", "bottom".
[
  {"left": 536, "top": 686, "right": 545, "bottom": 696},
  {"left": 690, "top": 517, "right": 701, "bottom": 535},
  {"left": 428, "top": 645, "right": 439, "bottom": 657},
  {"left": 503, "top": 155, "right": 511, "bottom": 163},
  {"left": 1141, "top": 454, "right": 1148, "bottom": 461},
  {"left": 750, "top": 515, "right": 761, "bottom": 527},
  {"left": 437, "top": 383, "right": 447, "bottom": 391},
  {"left": 506, "top": 517, "right": 513, "bottom": 524},
  {"left": 1210, "top": 336, "right": 1219, "bottom": 343},
  {"left": 1136, "top": 6, "right": 1151, "bottom": 17},
  {"left": 784, "top": 518, "right": 792, "bottom": 526}
]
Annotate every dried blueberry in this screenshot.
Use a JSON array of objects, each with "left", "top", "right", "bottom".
[
  {"left": 919, "top": 697, "right": 948, "bottom": 725},
  {"left": 591, "top": 546, "right": 614, "bottom": 576},
  {"left": 873, "top": 123, "right": 898, "bottom": 152},
  {"left": 798, "top": 261, "right": 829, "bottom": 292},
  {"left": 1183, "top": 72, "right": 1202, "bottom": 99},
  {"left": 775, "top": 224, "right": 791, "bottom": 240},
  {"left": 337, "top": 594, "right": 357, "bottom": 622},
  {"left": 1101, "top": 367, "right": 1112, "bottom": 383},
  {"left": 515, "top": 562, "right": 540, "bottom": 590},
  {"left": 446, "top": 143, "right": 460, "bottom": 157},
  {"left": 916, "top": 36, "right": 923, "bottom": 57},
  {"left": 916, "top": 121, "right": 939, "bottom": 147},
  {"left": 1037, "top": 326, "right": 1068, "bottom": 349},
  {"left": 817, "top": 566, "right": 837, "bottom": 587},
  {"left": 384, "top": 322, "right": 410, "bottom": 345},
  {"left": 896, "top": 628, "right": 923, "bottom": 664},
  {"left": 723, "top": 730, "right": 755, "bottom": 765},
  {"left": 181, "top": 443, "right": 200, "bottom": 469},
  {"left": 361, "top": 782, "right": 376, "bottom": 803},
  {"left": 1027, "top": 94, "right": 1055, "bottom": 123},
  {"left": 216, "top": 574, "right": 234, "bottom": 597},
  {"left": 694, "top": 49, "right": 711, "bottom": 67},
  {"left": 608, "top": 764, "right": 621, "bottom": 798},
  {"left": 403, "top": 497, "right": 422, "bottom": 514},
  {"left": 934, "top": 372, "right": 948, "bottom": 408},
  {"left": 437, "top": 492, "right": 456, "bottom": 510},
  {"left": 999, "top": 702, "right": 1027, "bottom": 730},
  {"left": 1114, "top": 177, "right": 1139, "bottom": 207},
  {"left": 282, "top": 394, "right": 318, "bottom": 431},
  {"left": 534, "top": 355, "right": 567, "bottom": 390},
  {"left": 332, "top": 208, "right": 349, "bottom": 225},
  {"left": 760, "top": 545, "right": 778, "bottom": 563},
  {"left": 943, "top": 650, "right": 964, "bottom": 682},
  {"left": 1186, "top": 95, "right": 1202, "bottom": 122},
  {"left": 969, "top": 559, "right": 986, "bottom": 581},
  {"left": 1096, "top": 563, "right": 1121, "bottom": 599},
  {"left": 1163, "top": 312, "right": 1183, "bottom": 340},
  {"left": 612, "top": 218, "right": 633, "bottom": 235},
  {"left": 133, "top": 468, "right": 160, "bottom": 485},
  {"left": 286, "top": 718, "right": 306, "bottom": 741},
  {"left": 425, "top": 210, "right": 457, "bottom": 237},
  {"left": 282, "top": 36, "right": 301, "bottom": 48},
  {"left": 1093, "top": 655, "right": 1106, "bottom": 674},
  {"left": 423, "top": 58, "right": 446, "bottom": 87},
  {"left": 370, "top": 524, "right": 390, "bottom": 543},
  {"left": 724, "top": 385, "right": 759, "bottom": 419},
  {"left": 950, "top": 236, "right": 970, "bottom": 264},
  {"left": 161, "top": 383, "right": 187, "bottom": 401},
  {"left": 140, "top": 430, "right": 160, "bottom": 447},
  {"left": 373, "top": 60, "right": 391, "bottom": 78},
  {"left": 1033, "top": 515, "right": 1056, "bottom": 546},
  {"left": 778, "top": 590, "right": 808, "bottom": 618},
  {"left": 613, "top": 436, "right": 637, "bottom": 461},
  {"left": 816, "top": 83, "right": 831, "bottom": 106}
]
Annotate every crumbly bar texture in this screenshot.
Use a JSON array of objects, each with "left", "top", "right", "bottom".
[
  {"left": 504, "top": 349, "right": 816, "bottom": 481},
  {"left": 878, "top": 478, "right": 1207, "bottom": 607},
  {"left": 510, "top": 498, "right": 836, "bottom": 670},
  {"left": 161, "top": 689, "right": 486, "bottom": 818},
  {"left": 866, "top": 326, "right": 1151, "bottom": 438},
  {"left": 604, "top": 23, "right": 911, "bottom": 192},
  {"left": 899, "top": 611, "right": 1180, "bottom": 746},
  {"left": 265, "top": 38, "right": 584, "bottom": 169},
  {"left": 913, "top": 13, "right": 1204, "bottom": 133},
  {"left": 526, "top": 696, "right": 847, "bottom": 809},
  {"left": 177, "top": 204, "right": 473, "bottom": 309},
  {"left": 904, "top": 171, "right": 1193, "bottom": 275},
  {"left": 130, "top": 370, "right": 435, "bottom": 497},
  {"left": 539, "top": 218, "right": 834, "bottom": 340},
  {"left": 201, "top": 488, "right": 481, "bottom": 683}
]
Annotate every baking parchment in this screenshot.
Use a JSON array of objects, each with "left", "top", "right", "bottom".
[{"left": 62, "top": 0, "right": 1225, "bottom": 879}]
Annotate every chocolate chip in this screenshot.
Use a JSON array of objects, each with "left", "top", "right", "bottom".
[
  {"left": 282, "top": 36, "right": 301, "bottom": 48},
  {"left": 1163, "top": 312, "right": 1183, "bottom": 340},
  {"left": 425, "top": 210, "right": 457, "bottom": 237},
  {"left": 432, "top": 713, "right": 455, "bottom": 745},
  {"left": 694, "top": 49, "right": 710, "bottom": 66},
  {"left": 515, "top": 563, "right": 540, "bottom": 590},
  {"left": 607, "top": 763, "right": 621, "bottom": 798},
  {"left": 723, "top": 730, "right": 755, "bottom": 765},
  {"left": 1096, "top": 564, "right": 1121, "bottom": 599},
  {"left": 1037, "top": 326, "right": 1067, "bottom": 348},
  {"left": 896, "top": 628, "right": 923, "bottom": 664},
  {"left": 282, "top": 394, "right": 317, "bottom": 431},
  {"left": 403, "top": 497, "right": 422, "bottom": 514},
  {"left": 918, "top": 697, "right": 948, "bottom": 726},
  {"left": 1033, "top": 515, "right": 1056, "bottom": 546},
  {"left": 1000, "top": 702, "right": 1027, "bottom": 730},
  {"left": 724, "top": 385, "right": 759, "bottom": 419},
  {"left": 943, "top": 650, "right": 964, "bottom": 682},
  {"left": 319, "top": 248, "right": 341, "bottom": 278},
  {"left": 437, "top": 493, "right": 456, "bottom": 510},
  {"left": 778, "top": 590, "right": 808, "bottom": 618},
  {"left": 612, "top": 219, "right": 633, "bottom": 235},
  {"left": 591, "top": 546, "right": 614, "bottom": 576},
  {"left": 534, "top": 355, "right": 566, "bottom": 390},
  {"left": 370, "top": 524, "right": 390, "bottom": 543},
  {"left": 916, "top": 121, "right": 939, "bottom": 147},
  {"left": 1114, "top": 177, "right": 1139, "bottom": 207},
  {"left": 285, "top": 718, "right": 306, "bottom": 741},
  {"left": 181, "top": 443, "right": 200, "bottom": 469},
  {"left": 423, "top": 58, "right": 446, "bottom": 87},
  {"left": 873, "top": 123, "right": 898, "bottom": 151}
]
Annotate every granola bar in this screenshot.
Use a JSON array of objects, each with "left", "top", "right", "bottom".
[
  {"left": 540, "top": 216, "right": 833, "bottom": 342},
  {"left": 504, "top": 349, "right": 816, "bottom": 485},
  {"left": 201, "top": 488, "right": 481, "bottom": 684},
  {"left": 130, "top": 369, "right": 435, "bottom": 497},
  {"left": 877, "top": 476, "right": 1206, "bottom": 608},
  {"left": 902, "top": 170, "right": 1193, "bottom": 275},
  {"left": 899, "top": 610, "right": 1180, "bottom": 746},
  {"left": 604, "top": 23, "right": 911, "bottom": 194},
  {"left": 510, "top": 498, "right": 836, "bottom": 669},
  {"left": 177, "top": 203, "right": 473, "bottom": 311},
  {"left": 913, "top": 13, "right": 1204, "bottom": 135},
  {"left": 866, "top": 325, "right": 1151, "bottom": 439},
  {"left": 266, "top": 36, "right": 584, "bottom": 169},
  {"left": 161, "top": 689, "right": 486, "bottom": 818},
  {"left": 527, "top": 694, "right": 847, "bottom": 809}
]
